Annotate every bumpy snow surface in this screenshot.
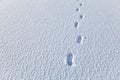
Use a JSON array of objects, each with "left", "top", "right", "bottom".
[{"left": 0, "top": 0, "right": 120, "bottom": 80}]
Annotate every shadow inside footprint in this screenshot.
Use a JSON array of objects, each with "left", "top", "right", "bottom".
[
  {"left": 67, "top": 53, "right": 73, "bottom": 66},
  {"left": 76, "top": 35, "right": 82, "bottom": 43},
  {"left": 76, "top": 8, "right": 79, "bottom": 12},
  {"left": 74, "top": 22, "right": 78, "bottom": 28}
]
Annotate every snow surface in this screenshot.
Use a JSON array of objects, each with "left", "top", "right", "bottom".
[{"left": 0, "top": 0, "right": 120, "bottom": 80}]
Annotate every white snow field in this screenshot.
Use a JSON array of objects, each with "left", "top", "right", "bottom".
[{"left": 0, "top": 0, "right": 120, "bottom": 80}]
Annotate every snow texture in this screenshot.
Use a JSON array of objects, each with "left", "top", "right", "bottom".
[{"left": 0, "top": 0, "right": 120, "bottom": 80}]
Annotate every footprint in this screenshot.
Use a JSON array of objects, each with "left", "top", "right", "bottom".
[
  {"left": 66, "top": 53, "right": 74, "bottom": 66},
  {"left": 76, "top": 8, "right": 79, "bottom": 12},
  {"left": 76, "top": 35, "right": 83, "bottom": 43},
  {"left": 74, "top": 22, "right": 79, "bottom": 28},
  {"left": 79, "top": 15, "right": 84, "bottom": 19},
  {"left": 79, "top": 3, "right": 83, "bottom": 6}
]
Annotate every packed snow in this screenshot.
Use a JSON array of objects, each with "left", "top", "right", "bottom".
[{"left": 0, "top": 0, "right": 120, "bottom": 80}]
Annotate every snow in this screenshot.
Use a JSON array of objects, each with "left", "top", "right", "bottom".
[{"left": 0, "top": 0, "right": 120, "bottom": 80}]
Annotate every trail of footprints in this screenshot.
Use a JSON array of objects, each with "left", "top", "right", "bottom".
[{"left": 66, "top": 0, "right": 86, "bottom": 67}]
